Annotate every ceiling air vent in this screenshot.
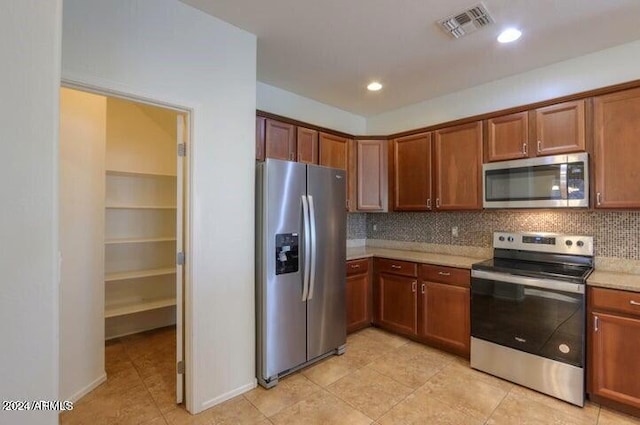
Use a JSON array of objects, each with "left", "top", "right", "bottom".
[{"left": 438, "top": 2, "right": 494, "bottom": 39}]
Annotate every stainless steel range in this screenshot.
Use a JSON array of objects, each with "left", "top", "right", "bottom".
[{"left": 470, "top": 231, "right": 594, "bottom": 406}]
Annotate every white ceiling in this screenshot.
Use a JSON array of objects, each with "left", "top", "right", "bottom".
[{"left": 182, "top": 0, "right": 640, "bottom": 117}]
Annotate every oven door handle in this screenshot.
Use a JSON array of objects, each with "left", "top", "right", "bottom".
[{"left": 471, "top": 269, "right": 585, "bottom": 294}]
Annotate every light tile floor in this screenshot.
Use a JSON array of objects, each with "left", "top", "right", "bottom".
[{"left": 61, "top": 326, "right": 640, "bottom": 425}]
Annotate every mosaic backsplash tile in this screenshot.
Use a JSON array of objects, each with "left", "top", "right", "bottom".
[{"left": 346, "top": 211, "right": 640, "bottom": 260}]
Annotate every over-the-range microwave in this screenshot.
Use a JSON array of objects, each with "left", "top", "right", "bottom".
[{"left": 483, "top": 152, "right": 589, "bottom": 209}]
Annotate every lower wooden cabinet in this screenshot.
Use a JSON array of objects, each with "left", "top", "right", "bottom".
[
  {"left": 418, "top": 264, "right": 470, "bottom": 357},
  {"left": 372, "top": 258, "right": 470, "bottom": 357},
  {"left": 589, "top": 287, "right": 640, "bottom": 413},
  {"left": 346, "top": 259, "right": 371, "bottom": 333}
]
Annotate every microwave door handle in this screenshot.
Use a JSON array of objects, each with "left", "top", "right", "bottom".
[{"left": 560, "top": 163, "right": 568, "bottom": 201}]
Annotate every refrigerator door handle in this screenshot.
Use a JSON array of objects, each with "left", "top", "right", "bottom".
[
  {"left": 301, "top": 195, "right": 311, "bottom": 302},
  {"left": 307, "top": 195, "right": 317, "bottom": 300}
]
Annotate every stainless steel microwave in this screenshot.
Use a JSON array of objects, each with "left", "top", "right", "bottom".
[{"left": 483, "top": 153, "right": 589, "bottom": 208}]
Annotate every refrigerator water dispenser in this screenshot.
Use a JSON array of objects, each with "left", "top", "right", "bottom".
[{"left": 275, "top": 233, "right": 299, "bottom": 275}]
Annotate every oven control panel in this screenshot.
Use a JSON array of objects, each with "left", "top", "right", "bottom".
[{"left": 493, "top": 231, "right": 593, "bottom": 256}]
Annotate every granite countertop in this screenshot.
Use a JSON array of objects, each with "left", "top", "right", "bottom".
[
  {"left": 587, "top": 270, "right": 640, "bottom": 293},
  {"left": 348, "top": 245, "right": 640, "bottom": 293},
  {"left": 346, "top": 246, "right": 486, "bottom": 270}
]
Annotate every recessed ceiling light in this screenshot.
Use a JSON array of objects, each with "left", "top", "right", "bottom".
[
  {"left": 497, "top": 28, "right": 522, "bottom": 43},
  {"left": 367, "top": 82, "right": 382, "bottom": 91}
]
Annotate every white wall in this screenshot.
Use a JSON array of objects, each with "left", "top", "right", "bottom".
[
  {"left": 367, "top": 39, "right": 640, "bottom": 134},
  {"left": 59, "top": 89, "right": 107, "bottom": 402},
  {"left": 62, "top": 0, "right": 257, "bottom": 414},
  {"left": 0, "top": 1, "right": 61, "bottom": 425},
  {"left": 257, "top": 82, "right": 366, "bottom": 135}
]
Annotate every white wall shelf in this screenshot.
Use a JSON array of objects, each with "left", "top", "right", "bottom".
[
  {"left": 105, "top": 237, "right": 176, "bottom": 245},
  {"left": 105, "top": 267, "right": 176, "bottom": 283},
  {"left": 105, "top": 297, "right": 177, "bottom": 318}
]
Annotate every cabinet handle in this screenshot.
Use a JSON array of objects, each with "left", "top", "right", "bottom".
[
  {"left": 537, "top": 140, "right": 542, "bottom": 153},
  {"left": 596, "top": 192, "right": 602, "bottom": 206},
  {"left": 391, "top": 265, "right": 402, "bottom": 269},
  {"left": 438, "top": 271, "right": 451, "bottom": 276},
  {"left": 412, "top": 281, "right": 417, "bottom": 292},
  {"left": 289, "top": 152, "right": 294, "bottom": 160},
  {"left": 350, "top": 264, "right": 360, "bottom": 269},
  {"left": 436, "top": 198, "right": 440, "bottom": 209},
  {"left": 630, "top": 300, "right": 640, "bottom": 306},
  {"left": 594, "top": 315, "right": 599, "bottom": 332},
  {"left": 522, "top": 143, "right": 528, "bottom": 155},
  {"left": 427, "top": 198, "right": 431, "bottom": 209},
  {"left": 421, "top": 283, "right": 425, "bottom": 294}
]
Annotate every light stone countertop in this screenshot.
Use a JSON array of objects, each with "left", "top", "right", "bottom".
[
  {"left": 347, "top": 243, "right": 640, "bottom": 293},
  {"left": 587, "top": 270, "right": 640, "bottom": 293},
  {"left": 346, "top": 246, "right": 487, "bottom": 270}
]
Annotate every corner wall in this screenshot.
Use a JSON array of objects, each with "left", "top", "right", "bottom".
[
  {"left": 62, "top": 0, "right": 257, "bottom": 413},
  {"left": 0, "top": 1, "right": 62, "bottom": 424}
]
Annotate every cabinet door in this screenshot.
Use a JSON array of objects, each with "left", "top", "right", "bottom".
[
  {"left": 535, "top": 100, "right": 585, "bottom": 156},
  {"left": 297, "top": 126, "right": 318, "bottom": 164},
  {"left": 319, "top": 132, "right": 353, "bottom": 210},
  {"left": 256, "top": 117, "right": 265, "bottom": 161},
  {"left": 375, "top": 273, "right": 417, "bottom": 336},
  {"left": 356, "top": 139, "right": 388, "bottom": 211},
  {"left": 486, "top": 112, "right": 529, "bottom": 162},
  {"left": 265, "top": 119, "right": 296, "bottom": 161},
  {"left": 418, "top": 281, "right": 470, "bottom": 356},
  {"left": 594, "top": 88, "right": 640, "bottom": 208},
  {"left": 346, "top": 271, "right": 371, "bottom": 333},
  {"left": 392, "top": 133, "right": 432, "bottom": 211},
  {"left": 590, "top": 312, "right": 640, "bottom": 408},
  {"left": 433, "top": 121, "right": 483, "bottom": 210}
]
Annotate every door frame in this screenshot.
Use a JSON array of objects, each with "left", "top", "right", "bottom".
[{"left": 60, "top": 78, "right": 193, "bottom": 408}]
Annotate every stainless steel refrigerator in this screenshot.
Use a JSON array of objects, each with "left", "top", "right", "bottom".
[{"left": 256, "top": 158, "right": 347, "bottom": 388}]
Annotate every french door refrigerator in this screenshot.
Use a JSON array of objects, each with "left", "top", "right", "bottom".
[{"left": 256, "top": 158, "right": 347, "bottom": 388}]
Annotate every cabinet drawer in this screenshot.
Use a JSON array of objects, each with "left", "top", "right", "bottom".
[
  {"left": 420, "top": 264, "right": 469, "bottom": 287},
  {"left": 591, "top": 287, "right": 640, "bottom": 317},
  {"left": 376, "top": 258, "right": 417, "bottom": 277},
  {"left": 346, "top": 259, "right": 369, "bottom": 275}
]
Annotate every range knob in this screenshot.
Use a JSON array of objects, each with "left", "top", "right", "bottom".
[
  {"left": 565, "top": 240, "right": 573, "bottom": 247},
  {"left": 498, "top": 236, "right": 505, "bottom": 242},
  {"left": 507, "top": 236, "right": 514, "bottom": 242},
  {"left": 576, "top": 240, "right": 584, "bottom": 247}
]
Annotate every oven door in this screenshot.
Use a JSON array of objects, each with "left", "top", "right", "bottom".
[{"left": 471, "top": 269, "right": 585, "bottom": 367}]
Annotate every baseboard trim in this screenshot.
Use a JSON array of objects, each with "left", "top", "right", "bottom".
[
  {"left": 68, "top": 372, "right": 107, "bottom": 402},
  {"left": 197, "top": 380, "right": 257, "bottom": 413}
]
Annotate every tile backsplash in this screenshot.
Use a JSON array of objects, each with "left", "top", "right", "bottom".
[{"left": 347, "top": 211, "right": 640, "bottom": 260}]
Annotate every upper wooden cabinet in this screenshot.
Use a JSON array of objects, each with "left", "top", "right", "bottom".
[
  {"left": 265, "top": 119, "right": 296, "bottom": 161},
  {"left": 433, "top": 121, "right": 483, "bottom": 210},
  {"left": 296, "top": 127, "right": 318, "bottom": 164},
  {"left": 319, "top": 132, "right": 354, "bottom": 210},
  {"left": 486, "top": 111, "right": 529, "bottom": 161},
  {"left": 391, "top": 122, "right": 482, "bottom": 212},
  {"left": 391, "top": 133, "right": 433, "bottom": 211},
  {"left": 535, "top": 100, "right": 586, "bottom": 156},
  {"left": 486, "top": 100, "right": 586, "bottom": 162},
  {"left": 594, "top": 87, "right": 640, "bottom": 209},
  {"left": 356, "top": 139, "right": 388, "bottom": 212}
]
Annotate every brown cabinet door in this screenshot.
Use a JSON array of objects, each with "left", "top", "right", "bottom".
[
  {"left": 356, "top": 139, "right": 388, "bottom": 211},
  {"left": 433, "top": 121, "right": 483, "bottom": 210},
  {"left": 535, "top": 100, "right": 586, "bottom": 156},
  {"left": 486, "top": 111, "right": 529, "bottom": 162},
  {"left": 346, "top": 270, "right": 371, "bottom": 333},
  {"left": 418, "top": 281, "right": 470, "bottom": 357},
  {"left": 319, "top": 132, "right": 349, "bottom": 169},
  {"left": 392, "top": 133, "right": 432, "bottom": 211},
  {"left": 375, "top": 273, "right": 417, "bottom": 337},
  {"left": 255, "top": 117, "right": 265, "bottom": 161},
  {"left": 297, "top": 127, "right": 318, "bottom": 164},
  {"left": 594, "top": 88, "right": 640, "bottom": 208},
  {"left": 265, "top": 119, "right": 296, "bottom": 161},
  {"left": 590, "top": 312, "right": 640, "bottom": 408}
]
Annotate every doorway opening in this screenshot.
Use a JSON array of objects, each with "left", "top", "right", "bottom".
[{"left": 59, "top": 86, "right": 189, "bottom": 412}]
